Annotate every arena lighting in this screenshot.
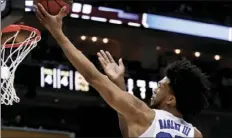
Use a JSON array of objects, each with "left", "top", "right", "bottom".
[
  {"left": 142, "top": 13, "right": 149, "bottom": 28},
  {"left": 24, "top": 0, "right": 232, "bottom": 41},
  {"left": 80, "top": 35, "right": 86, "bottom": 40},
  {"left": 25, "top": 0, "right": 33, "bottom": 6},
  {"left": 214, "top": 55, "right": 220, "bottom": 60},
  {"left": 194, "top": 52, "right": 201, "bottom": 57},
  {"left": 72, "top": 2, "right": 82, "bottom": 12},
  {"left": 70, "top": 13, "right": 79, "bottom": 18},
  {"left": 109, "top": 19, "right": 122, "bottom": 24},
  {"left": 81, "top": 15, "right": 90, "bottom": 20},
  {"left": 92, "top": 36, "right": 97, "bottom": 42},
  {"left": 128, "top": 22, "right": 141, "bottom": 27},
  {"left": 229, "top": 28, "right": 232, "bottom": 42},
  {"left": 82, "top": 4, "right": 92, "bottom": 14},
  {"left": 91, "top": 16, "right": 107, "bottom": 22},
  {"left": 102, "top": 38, "right": 109, "bottom": 43},
  {"left": 156, "top": 46, "right": 161, "bottom": 50},
  {"left": 174, "top": 49, "right": 181, "bottom": 54},
  {"left": 146, "top": 14, "right": 231, "bottom": 41}
]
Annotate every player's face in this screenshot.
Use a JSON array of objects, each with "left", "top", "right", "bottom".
[{"left": 150, "top": 77, "right": 173, "bottom": 108}]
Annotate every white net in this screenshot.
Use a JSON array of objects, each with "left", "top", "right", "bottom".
[{"left": 1, "top": 29, "right": 41, "bottom": 105}]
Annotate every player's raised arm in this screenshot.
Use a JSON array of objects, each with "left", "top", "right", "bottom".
[
  {"left": 97, "top": 50, "right": 128, "bottom": 138},
  {"left": 34, "top": 4, "right": 154, "bottom": 123}
]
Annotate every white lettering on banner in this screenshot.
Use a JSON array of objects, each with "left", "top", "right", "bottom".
[
  {"left": 40, "top": 67, "right": 158, "bottom": 98},
  {"left": 137, "top": 80, "right": 146, "bottom": 99},
  {"left": 127, "top": 78, "right": 134, "bottom": 95},
  {"left": 41, "top": 67, "right": 56, "bottom": 88},
  {"left": 41, "top": 67, "right": 89, "bottom": 92},
  {"left": 75, "top": 71, "right": 89, "bottom": 92}
]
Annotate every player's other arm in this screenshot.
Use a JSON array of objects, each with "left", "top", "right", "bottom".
[
  {"left": 97, "top": 51, "right": 128, "bottom": 138},
  {"left": 35, "top": 4, "right": 154, "bottom": 123},
  {"left": 111, "top": 78, "right": 129, "bottom": 138},
  {"left": 111, "top": 77, "right": 129, "bottom": 138}
]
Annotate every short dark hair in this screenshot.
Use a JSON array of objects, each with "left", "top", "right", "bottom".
[{"left": 165, "top": 59, "right": 210, "bottom": 117}]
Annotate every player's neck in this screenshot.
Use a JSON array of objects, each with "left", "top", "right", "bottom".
[{"left": 165, "top": 108, "right": 183, "bottom": 118}]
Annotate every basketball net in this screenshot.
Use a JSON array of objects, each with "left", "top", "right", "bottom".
[{"left": 1, "top": 25, "right": 41, "bottom": 105}]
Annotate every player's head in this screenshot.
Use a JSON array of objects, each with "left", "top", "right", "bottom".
[{"left": 150, "top": 59, "right": 210, "bottom": 117}]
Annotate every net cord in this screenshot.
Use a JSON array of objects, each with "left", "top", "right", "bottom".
[{"left": 1, "top": 30, "right": 41, "bottom": 105}]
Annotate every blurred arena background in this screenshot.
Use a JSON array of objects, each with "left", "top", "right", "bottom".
[{"left": 1, "top": 0, "right": 232, "bottom": 137}]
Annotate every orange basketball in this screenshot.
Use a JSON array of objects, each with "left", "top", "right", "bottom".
[{"left": 36, "top": 0, "right": 73, "bottom": 15}]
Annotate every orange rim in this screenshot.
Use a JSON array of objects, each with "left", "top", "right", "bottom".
[{"left": 2, "top": 24, "right": 41, "bottom": 48}]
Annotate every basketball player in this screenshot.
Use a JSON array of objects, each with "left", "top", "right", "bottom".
[
  {"left": 97, "top": 50, "right": 210, "bottom": 138},
  {"left": 34, "top": 4, "right": 210, "bottom": 137}
]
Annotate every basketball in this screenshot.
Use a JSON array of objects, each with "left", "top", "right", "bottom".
[{"left": 36, "top": 0, "right": 72, "bottom": 15}]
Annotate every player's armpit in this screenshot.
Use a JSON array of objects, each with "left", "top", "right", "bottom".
[
  {"left": 89, "top": 75, "right": 155, "bottom": 123},
  {"left": 194, "top": 128, "right": 203, "bottom": 138},
  {"left": 118, "top": 113, "right": 128, "bottom": 138}
]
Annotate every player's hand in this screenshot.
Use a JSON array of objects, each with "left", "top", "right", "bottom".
[
  {"left": 34, "top": 3, "right": 67, "bottom": 35},
  {"left": 97, "top": 50, "right": 125, "bottom": 81}
]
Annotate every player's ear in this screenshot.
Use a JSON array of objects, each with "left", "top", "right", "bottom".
[{"left": 167, "top": 95, "right": 176, "bottom": 107}]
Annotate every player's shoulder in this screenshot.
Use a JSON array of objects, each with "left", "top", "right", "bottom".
[
  {"left": 194, "top": 127, "right": 203, "bottom": 138},
  {"left": 152, "top": 109, "right": 182, "bottom": 119},
  {"left": 152, "top": 109, "right": 170, "bottom": 115},
  {"left": 182, "top": 121, "right": 202, "bottom": 137}
]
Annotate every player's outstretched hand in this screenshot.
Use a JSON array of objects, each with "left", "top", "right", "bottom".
[
  {"left": 97, "top": 50, "right": 125, "bottom": 81},
  {"left": 34, "top": 3, "right": 67, "bottom": 35}
]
